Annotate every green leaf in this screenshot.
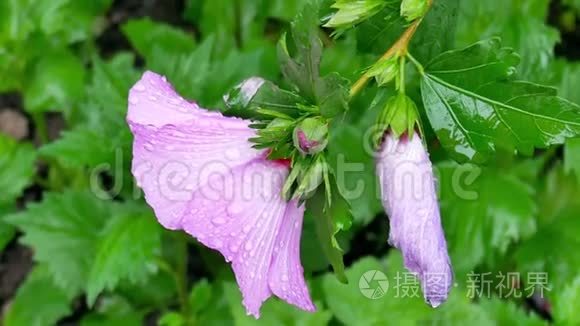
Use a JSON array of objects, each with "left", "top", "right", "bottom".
[
  {"left": 553, "top": 276, "right": 580, "bottom": 325},
  {"left": 421, "top": 39, "right": 580, "bottom": 162},
  {"left": 564, "top": 138, "right": 580, "bottom": 180},
  {"left": 478, "top": 298, "right": 547, "bottom": 326},
  {"left": 189, "top": 279, "right": 212, "bottom": 314},
  {"left": 23, "top": 49, "right": 86, "bottom": 113},
  {"left": 278, "top": 1, "right": 348, "bottom": 117},
  {"left": 0, "top": 134, "right": 36, "bottom": 206},
  {"left": 321, "top": 254, "right": 431, "bottom": 325},
  {"left": 80, "top": 296, "right": 143, "bottom": 326},
  {"left": 437, "top": 162, "right": 537, "bottom": 276},
  {"left": 122, "top": 18, "right": 196, "bottom": 61},
  {"left": 411, "top": 0, "right": 460, "bottom": 62},
  {"left": 222, "top": 281, "right": 331, "bottom": 325},
  {"left": 455, "top": 0, "right": 558, "bottom": 80},
  {"left": 0, "top": 204, "right": 17, "bottom": 252},
  {"left": 326, "top": 125, "right": 382, "bottom": 224},
  {"left": 307, "top": 188, "right": 349, "bottom": 283},
  {"left": 3, "top": 265, "right": 73, "bottom": 326},
  {"left": 86, "top": 209, "right": 162, "bottom": 305},
  {"left": 39, "top": 127, "right": 113, "bottom": 167},
  {"left": 515, "top": 213, "right": 580, "bottom": 292},
  {"left": 5, "top": 191, "right": 114, "bottom": 295}
]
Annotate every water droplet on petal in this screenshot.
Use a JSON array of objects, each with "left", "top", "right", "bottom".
[
  {"left": 144, "top": 142, "right": 154, "bottom": 151},
  {"left": 212, "top": 217, "right": 226, "bottom": 225},
  {"left": 134, "top": 84, "right": 146, "bottom": 92},
  {"left": 213, "top": 239, "right": 223, "bottom": 248},
  {"left": 242, "top": 225, "right": 251, "bottom": 233},
  {"left": 281, "top": 274, "right": 289, "bottom": 282},
  {"left": 129, "top": 95, "right": 139, "bottom": 105},
  {"left": 229, "top": 244, "right": 239, "bottom": 253},
  {"left": 244, "top": 242, "right": 253, "bottom": 251},
  {"left": 149, "top": 95, "right": 157, "bottom": 101}
]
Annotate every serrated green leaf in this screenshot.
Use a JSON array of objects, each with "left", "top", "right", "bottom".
[
  {"left": 86, "top": 210, "right": 162, "bottom": 305},
  {"left": 277, "top": 1, "right": 349, "bottom": 117},
  {"left": 321, "top": 254, "right": 431, "bottom": 325},
  {"left": 515, "top": 213, "right": 580, "bottom": 293},
  {"left": 552, "top": 276, "right": 580, "bottom": 325},
  {"left": 39, "top": 128, "right": 112, "bottom": 167},
  {"left": 422, "top": 39, "right": 580, "bottom": 162},
  {"left": 455, "top": 0, "right": 558, "bottom": 80},
  {"left": 222, "top": 281, "right": 331, "bottom": 325},
  {"left": 437, "top": 162, "right": 537, "bottom": 276},
  {"left": 478, "top": 298, "right": 547, "bottom": 326},
  {"left": 122, "top": 18, "right": 196, "bottom": 61},
  {"left": 0, "top": 134, "right": 36, "bottom": 206},
  {"left": 80, "top": 295, "right": 143, "bottom": 326},
  {"left": 5, "top": 191, "right": 114, "bottom": 295},
  {"left": 23, "top": 49, "right": 86, "bottom": 113},
  {"left": 3, "top": 265, "right": 73, "bottom": 326}
]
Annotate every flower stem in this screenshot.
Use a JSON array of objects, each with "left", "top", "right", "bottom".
[
  {"left": 406, "top": 52, "right": 425, "bottom": 75},
  {"left": 349, "top": 0, "right": 434, "bottom": 99}
]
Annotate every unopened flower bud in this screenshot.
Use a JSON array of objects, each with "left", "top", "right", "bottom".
[
  {"left": 376, "top": 132, "right": 453, "bottom": 307},
  {"left": 401, "top": 0, "right": 429, "bottom": 22},
  {"left": 367, "top": 55, "right": 399, "bottom": 86},
  {"left": 324, "top": 0, "right": 387, "bottom": 29},
  {"left": 293, "top": 117, "right": 328, "bottom": 155}
]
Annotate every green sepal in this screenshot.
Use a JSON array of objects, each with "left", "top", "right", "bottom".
[
  {"left": 223, "top": 80, "right": 305, "bottom": 121},
  {"left": 373, "top": 93, "right": 421, "bottom": 146},
  {"left": 324, "top": 0, "right": 388, "bottom": 30},
  {"left": 401, "top": 0, "right": 429, "bottom": 22},
  {"left": 366, "top": 55, "right": 400, "bottom": 86}
]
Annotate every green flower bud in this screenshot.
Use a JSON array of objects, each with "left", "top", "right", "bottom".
[
  {"left": 324, "top": 0, "right": 387, "bottom": 29},
  {"left": 293, "top": 117, "right": 329, "bottom": 155},
  {"left": 374, "top": 93, "right": 420, "bottom": 146},
  {"left": 366, "top": 55, "right": 399, "bottom": 86},
  {"left": 401, "top": 0, "right": 429, "bottom": 22}
]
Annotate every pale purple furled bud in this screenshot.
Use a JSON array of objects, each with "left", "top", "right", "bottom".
[{"left": 376, "top": 132, "right": 453, "bottom": 307}]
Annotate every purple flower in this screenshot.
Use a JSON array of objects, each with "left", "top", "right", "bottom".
[
  {"left": 127, "top": 71, "right": 315, "bottom": 317},
  {"left": 376, "top": 132, "right": 453, "bottom": 307}
]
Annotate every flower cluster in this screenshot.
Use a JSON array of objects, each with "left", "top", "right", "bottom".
[{"left": 127, "top": 70, "right": 452, "bottom": 317}]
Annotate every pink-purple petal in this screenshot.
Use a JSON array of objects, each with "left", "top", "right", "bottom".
[
  {"left": 127, "top": 71, "right": 315, "bottom": 317},
  {"left": 376, "top": 133, "right": 453, "bottom": 307}
]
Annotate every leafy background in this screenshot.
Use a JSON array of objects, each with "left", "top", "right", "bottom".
[{"left": 0, "top": 0, "right": 579, "bottom": 325}]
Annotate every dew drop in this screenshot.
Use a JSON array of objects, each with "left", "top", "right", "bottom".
[
  {"left": 228, "top": 202, "right": 244, "bottom": 215},
  {"left": 134, "top": 84, "right": 146, "bottom": 92},
  {"left": 250, "top": 272, "right": 255, "bottom": 279},
  {"left": 129, "top": 95, "right": 139, "bottom": 105},
  {"left": 148, "top": 95, "right": 158, "bottom": 101},
  {"left": 213, "top": 239, "right": 223, "bottom": 248},
  {"left": 212, "top": 217, "right": 226, "bottom": 225},
  {"left": 144, "top": 142, "right": 154, "bottom": 151},
  {"left": 244, "top": 242, "right": 253, "bottom": 251},
  {"left": 242, "top": 225, "right": 252, "bottom": 234},
  {"left": 281, "top": 274, "right": 289, "bottom": 282},
  {"left": 229, "top": 244, "right": 239, "bottom": 253}
]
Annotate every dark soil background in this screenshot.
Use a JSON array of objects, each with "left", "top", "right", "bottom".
[{"left": 0, "top": 0, "right": 578, "bottom": 323}]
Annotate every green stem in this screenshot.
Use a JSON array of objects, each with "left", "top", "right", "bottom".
[
  {"left": 406, "top": 52, "right": 425, "bottom": 75},
  {"left": 398, "top": 56, "right": 406, "bottom": 94}
]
